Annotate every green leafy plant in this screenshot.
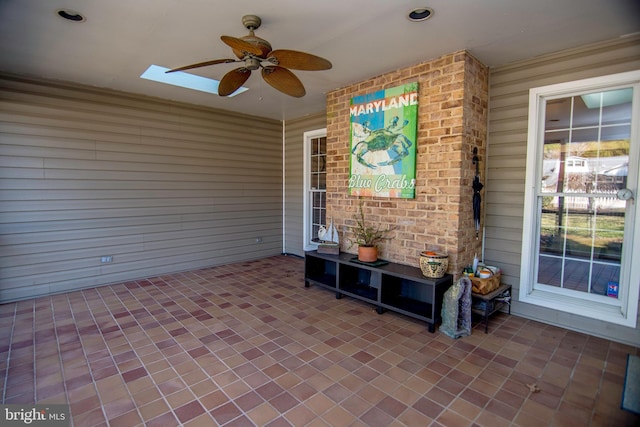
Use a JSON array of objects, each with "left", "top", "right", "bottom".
[{"left": 347, "top": 202, "right": 396, "bottom": 248}]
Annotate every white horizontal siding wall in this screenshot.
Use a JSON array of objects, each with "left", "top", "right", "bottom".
[
  {"left": 0, "top": 74, "right": 283, "bottom": 302},
  {"left": 486, "top": 35, "right": 640, "bottom": 345},
  {"left": 283, "top": 112, "right": 326, "bottom": 257}
]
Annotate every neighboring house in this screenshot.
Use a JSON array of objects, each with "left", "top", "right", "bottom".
[
  {"left": 1, "top": 35, "right": 639, "bottom": 346},
  {"left": 542, "top": 156, "right": 590, "bottom": 188}
]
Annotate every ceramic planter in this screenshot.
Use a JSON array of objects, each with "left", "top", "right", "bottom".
[
  {"left": 419, "top": 251, "right": 448, "bottom": 278},
  {"left": 358, "top": 246, "right": 378, "bottom": 262}
]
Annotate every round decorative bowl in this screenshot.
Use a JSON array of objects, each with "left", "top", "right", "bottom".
[
  {"left": 478, "top": 268, "right": 492, "bottom": 279},
  {"left": 419, "top": 251, "right": 449, "bottom": 279}
]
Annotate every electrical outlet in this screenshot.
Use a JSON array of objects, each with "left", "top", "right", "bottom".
[
  {"left": 100, "top": 256, "right": 113, "bottom": 263},
  {"left": 255, "top": 237, "right": 263, "bottom": 243}
]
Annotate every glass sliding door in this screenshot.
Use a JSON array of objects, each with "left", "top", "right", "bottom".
[
  {"left": 537, "top": 88, "right": 632, "bottom": 301},
  {"left": 521, "top": 71, "right": 640, "bottom": 327}
]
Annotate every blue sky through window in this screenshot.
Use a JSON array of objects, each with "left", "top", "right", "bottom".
[{"left": 140, "top": 65, "right": 248, "bottom": 97}]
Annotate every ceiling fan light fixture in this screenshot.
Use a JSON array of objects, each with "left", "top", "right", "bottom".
[
  {"left": 56, "top": 9, "right": 86, "bottom": 22},
  {"left": 244, "top": 57, "right": 261, "bottom": 70},
  {"left": 407, "top": 7, "right": 433, "bottom": 22}
]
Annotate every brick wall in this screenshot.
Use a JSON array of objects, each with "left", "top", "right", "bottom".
[{"left": 326, "top": 50, "right": 488, "bottom": 277}]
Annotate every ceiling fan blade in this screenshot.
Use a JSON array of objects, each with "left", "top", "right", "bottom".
[
  {"left": 165, "top": 59, "right": 238, "bottom": 73},
  {"left": 221, "top": 35, "right": 263, "bottom": 56},
  {"left": 218, "top": 67, "right": 252, "bottom": 96},
  {"left": 267, "top": 50, "right": 332, "bottom": 71},
  {"left": 261, "top": 66, "right": 306, "bottom": 98}
]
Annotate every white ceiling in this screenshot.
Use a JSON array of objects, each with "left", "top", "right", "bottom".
[{"left": 1, "top": 0, "right": 638, "bottom": 121}]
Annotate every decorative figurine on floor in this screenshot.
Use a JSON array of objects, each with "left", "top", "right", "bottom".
[{"left": 440, "top": 276, "right": 472, "bottom": 339}]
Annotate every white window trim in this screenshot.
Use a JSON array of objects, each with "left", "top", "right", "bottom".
[
  {"left": 520, "top": 70, "right": 640, "bottom": 328},
  {"left": 303, "top": 128, "right": 327, "bottom": 251}
]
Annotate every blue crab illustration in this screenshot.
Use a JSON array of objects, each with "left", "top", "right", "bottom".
[{"left": 352, "top": 116, "right": 413, "bottom": 169}]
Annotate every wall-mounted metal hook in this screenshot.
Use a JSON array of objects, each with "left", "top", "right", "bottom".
[{"left": 472, "top": 147, "right": 479, "bottom": 176}]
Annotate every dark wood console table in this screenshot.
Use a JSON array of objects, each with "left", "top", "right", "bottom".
[{"left": 304, "top": 250, "right": 453, "bottom": 332}]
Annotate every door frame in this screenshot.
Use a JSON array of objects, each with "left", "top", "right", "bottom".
[{"left": 519, "top": 70, "right": 640, "bottom": 327}]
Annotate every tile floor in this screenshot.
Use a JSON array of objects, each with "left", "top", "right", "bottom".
[{"left": 1, "top": 255, "right": 639, "bottom": 427}]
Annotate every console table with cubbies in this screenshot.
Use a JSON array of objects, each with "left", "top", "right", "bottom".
[{"left": 304, "top": 250, "right": 453, "bottom": 332}]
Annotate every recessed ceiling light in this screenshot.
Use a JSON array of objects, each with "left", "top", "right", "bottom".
[
  {"left": 56, "top": 9, "right": 86, "bottom": 22},
  {"left": 407, "top": 7, "right": 433, "bottom": 22}
]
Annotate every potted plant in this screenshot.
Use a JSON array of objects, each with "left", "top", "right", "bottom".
[{"left": 347, "top": 202, "right": 396, "bottom": 262}]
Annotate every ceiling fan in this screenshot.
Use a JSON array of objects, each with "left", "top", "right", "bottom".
[{"left": 166, "top": 15, "right": 332, "bottom": 98}]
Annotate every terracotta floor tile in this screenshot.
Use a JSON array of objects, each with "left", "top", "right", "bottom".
[
  {"left": 413, "top": 396, "right": 445, "bottom": 419},
  {"left": 305, "top": 393, "right": 335, "bottom": 416},
  {"left": 108, "top": 409, "right": 143, "bottom": 427},
  {"left": 246, "top": 401, "right": 279, "bottom": 426},
  {"left": 131, "top": 386, "right": 162, "bottom": 407},
  {"left": 449, "top": 397, "right": 482, "bottom": 421},
  {"left": 146, "top": 411, "right": 180, "bottom": 427},
  {"left": 210, "top": 401, "right": 242, "bottom": 425},
  {"left": 486, "top": 398, "right": 518, "bottom": 422},
  {"left": 553, "top": 400, "right": 593, "bottom": 427},
  {"left": 436, "top": 408, "right": 475, "bottom": 427},
  {"left": 138, "top": 398, "right": 170, "bottom": 421},
  {"left": 70, "top": 394, "right": 101, "bottom": 416},
  {"left": 475, "top": 410, "right": 511, "bottom": 427},
  {"left": 72, "top": 406, "right": 107, "bottom": 427},
  {"left": 323, "top": 404, "right": 357, "bottom": 426},
  {"left": 166, "top": 388, "right": 197, "bottom": 409},
  {"left": 338, "top": 394, "right": 369, "bottom": 418},
  {"left": 174, "top": 400, "right": 205, "bottom": 424},
  {"left": 397, "top": 407, "right": 434, "bottom": 426},
  {"left": 284, "top": 404, "right": 317, "bottom": 426},
  {"left": 1, "top": 256, "right": 638, "bottom": 427},
  {"left": 122, "top": 366, "right": 148, "bottom": 383},
  {"left": 221, "top": 378, "right": 251, "bottom": 399},
  {"left": 437, "top": 376, "right": 466, "bottom": 395},
  {"left": 460, "top": 387, "right": 490, "bottom": 408},
  {"left": 199, "top": 389, "right": 229, "bottom": 411},
  {"left": 182, "top": 412, "right": 217, "bottom": 427},
  {"left": 289, "top": 381, "right": 317, "bottom": 402},
  {"left": 377, "top": 395, "right": 407, "bottom": 418},
  {"left": 269, "top": 391, "right": 299, "bottom": 413},
  {"left": 102, "top": 397, "right": 136, "bottom": 420},
  {"left": 426, "top": 386, "right": 456, "bottom": 407}
]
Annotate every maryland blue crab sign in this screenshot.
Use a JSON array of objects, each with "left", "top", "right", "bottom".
[{"left": 349, "top": 83, "right": 418, "bottom": 198}]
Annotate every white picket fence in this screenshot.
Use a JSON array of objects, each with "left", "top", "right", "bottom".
[{"left": 550, "top": 189, "right": 625, "bottom": 211}]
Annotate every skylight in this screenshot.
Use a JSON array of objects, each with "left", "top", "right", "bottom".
[
  {"left": 140, "top": 65, "right": 248, "bottom": 97},
  {"left": 581, "top": 88, "right": 632, "bottom": 109}
]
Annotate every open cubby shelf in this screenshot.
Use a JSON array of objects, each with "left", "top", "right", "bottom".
[
  {"left": 381, "top": 296, "right": 432, "bottom": 318},
  {"left": 304, "top": 250, "right": 453, "bottom": 332}
]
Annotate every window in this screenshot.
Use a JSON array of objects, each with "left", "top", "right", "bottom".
[
  {"left": 520, "top": 70, "right": 640, "bottom": 327},
  {"left": 303, "top": 129, "right": 327, "bottom": 250}
]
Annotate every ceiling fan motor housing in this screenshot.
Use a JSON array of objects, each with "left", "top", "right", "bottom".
[
  {"left": 232, "top": 15, "right": 272, "bottom": 60},
  {"left": 232, "top": 34, "right": 272, "bottom": 59}
]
